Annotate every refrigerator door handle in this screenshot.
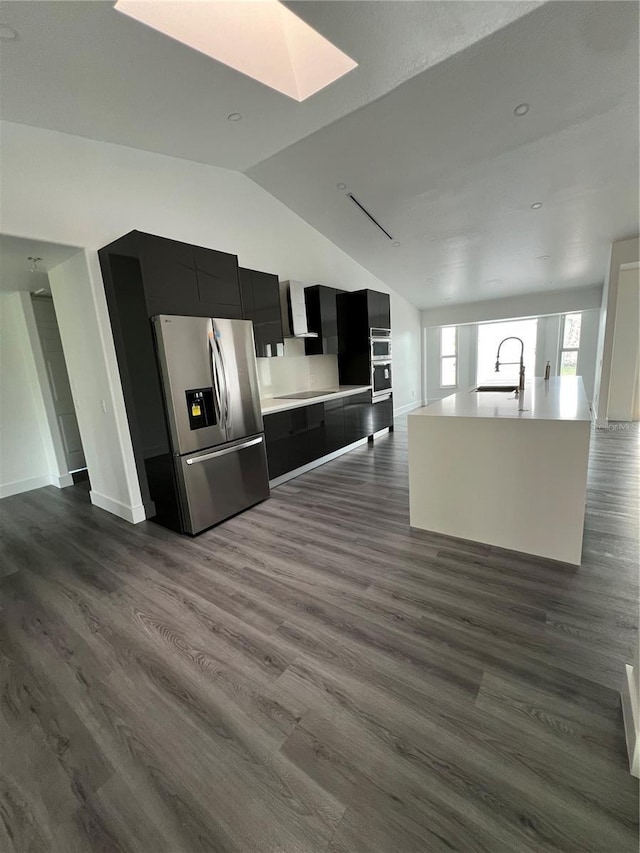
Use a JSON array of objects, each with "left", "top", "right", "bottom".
[
  {"left": 208, "top": 334, "right": 224, "bottom": 430},
  {"left": 185, "top": 436, "right": 263, "bottom": 465},
  {"left": 213, "top": 321, "right": 232, "bottom": 434}
]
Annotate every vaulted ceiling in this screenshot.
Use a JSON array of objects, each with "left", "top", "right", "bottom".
[{"left": 2, "top": 1, "right": 638, "bottom": 308}]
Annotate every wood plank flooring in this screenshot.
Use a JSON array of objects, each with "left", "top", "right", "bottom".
[{"left": 1, "top": 420, "right": 638, "bottom": 852}]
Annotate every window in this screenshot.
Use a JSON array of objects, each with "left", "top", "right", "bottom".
[
  {"left": 476, "top": 318, "right": 538, "bottom": 384},
  {"left": 440, "top": 326, "right": 457, "bottom": 387},
  {"left": 559, "top": 313, "right": 582, "bottom": 376}
]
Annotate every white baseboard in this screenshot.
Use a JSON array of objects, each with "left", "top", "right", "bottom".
[
  {"left": 394, "top": 400, "right": 423, "bottom": 416},
  {"left": 0, "top": 473, "right": 52, "bottom": 499},
  {"left": 51, "top": 473, "right": 74, "bottom": 489},
  {"left": 621, "top": 662, "right": 639, "bottom": 778},
  {"left": 90, "top": 490, "right": 146, "bottom": 524}
]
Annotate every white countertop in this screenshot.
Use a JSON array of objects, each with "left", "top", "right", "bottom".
[
  {"left": 261, "top": 385, "right": 372, "bottom": 415},
  {"left": 410, "top": 376, "right": 592, "bottom": 422}
]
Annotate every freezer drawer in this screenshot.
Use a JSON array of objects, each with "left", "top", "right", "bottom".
[{"left": 176, "top": 434, "right": 269, "bottom": 534}]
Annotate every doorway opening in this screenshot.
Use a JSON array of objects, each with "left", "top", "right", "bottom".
[{"left": 0, "top": 234, "right": 88, "bottom": 502}]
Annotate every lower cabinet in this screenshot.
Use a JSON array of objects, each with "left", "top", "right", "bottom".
[
  {"left": 371, "top": 394, "right": 394, "bottom": 433},
  {"left": 263, "top": 393, "right": 393, "bottom": 479},
  {"left": 263, "top": 408, "right": 308, "bottom": 478},
  {"left": 343, "top": 391, "right": 374, "bottom": 443}
]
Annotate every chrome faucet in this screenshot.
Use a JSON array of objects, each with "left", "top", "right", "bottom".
[{"left": 495, "top": 336, "right": 526, "bottom": 395}]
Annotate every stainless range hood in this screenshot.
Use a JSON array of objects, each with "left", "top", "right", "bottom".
[{"left": 280, "top": 280, "right": 318, "bottom": 339}]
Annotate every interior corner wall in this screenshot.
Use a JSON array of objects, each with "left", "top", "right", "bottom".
[
  {"left": 0, "top": 291, "right": 59, "bottom": 497},
  {"left": 594, "top": 236, "right": 640, "bottom": 424},
  {"left": 19, "top": 291, "right": 74, "bottom": 486},
  {"left": 607, "top": 267, "right": 640, "bottom": 421},
  {"left": 48, "top": 250, "right": 146, "bottom": 523}
]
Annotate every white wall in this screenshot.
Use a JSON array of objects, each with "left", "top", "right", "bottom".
[
  {"left": 594, "top": 236, "right": 640, "bottom": 424},
  {"left": 0, "top": 292, "right": 61, "bottom": 497},
  {"left": 608, "top": 267, "right": 640, "bottom": 421},
  {"left": 425, "top": 324, "right": 477, "bottom": 403},
  {"left": 21, "top": 294, "right": 74, "bottom": 487},
  {"left": 422, "top": 285, "right": 603, "bottom": 328},
  {"left": 48, "top": 251, "right": 146, "bottom": 523},
  {"left": 1, "top": 120, "right": 422, "bottom": 519},
  {"left": 257, "top": 339, "right": 339, "bottom": 398}
]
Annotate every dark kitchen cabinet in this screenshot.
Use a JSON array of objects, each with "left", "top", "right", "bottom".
[
  {"left": 194, "top": 246, "right": 243, "bottom": 318},
  {"left": 369, "top": 290, "right": 391, "bottom": 330},
  {"left": 111, "top": 230, "right": 242, "bottom": 320},
  {"left": 304, "top": 285, "right": 344, "bottom": 355},
  {"left": 138, "top": 233, "right": 200, "bottom": 316},
  {"left": 239, "top": 267, "right": 284, "bottom": 357},
  {"left": 263, "top": 407, "right": 308, "bottom": 478},
  {"left": 324, "top": 398, "right": 346, "bottom": 453},
  {"left": 338, "top": 289, "right": 391, "bottom": 350},
  {"left": 371, "top": 395, "right": 394, "bottom": 432},
  {"left": 263, "top": 391, "right": 391, "bottom": 480},
  {"left": 305, "top": 403, "right": 327, "bottom": 461},
  {"left": 98, "top": 230, "right": 244, "bottom": 525},
  {"left": 343, "top": 391, "right": 374, "bottom": 443},
  {"left": 337, "top": 288, "right": 391, "bottom": 386}
]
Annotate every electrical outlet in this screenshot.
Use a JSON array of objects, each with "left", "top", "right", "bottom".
[{"left": 101, "top": 399, "right": 107, "bottom": 413}]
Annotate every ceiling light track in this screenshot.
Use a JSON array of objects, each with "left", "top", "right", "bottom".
[{"left": 346, "top": 193, "right": 394, "bottom": 242}]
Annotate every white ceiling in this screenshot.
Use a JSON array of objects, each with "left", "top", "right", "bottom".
[
  {"left": 1, "top": 1, "right": 543, "bottom": 172},
  {"left": 248, "top": 1, "right": 640, "bottom": 308},
  {"left": 1, "top": 1, "right": 638, "bottom": 310},
  {"left": 0, "top": 235, "right": 81, "bottom": 292}
]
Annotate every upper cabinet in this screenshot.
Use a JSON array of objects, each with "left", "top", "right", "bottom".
[
  {"left": 115, "top": 230, "right": 243, "bottom": 320},
  {"left": 239, "top": 267, "right": 284, "bottom": 357},
  {"left": 368, "top": 289, "right": 391, "bottom": 331},
  {"left": 338, "top": 289, "right": 391, "bottom": 353},
  {"left": 193, "top": 245, "right": 243, "bottom": 319},
  {"left": 137, "top": 233, "right": 200, "bottom": 316},
  {"left": 304, "top": 285, "right": 344, "bottom": 355}
]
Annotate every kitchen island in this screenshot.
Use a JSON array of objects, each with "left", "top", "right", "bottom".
[{"left": 408, "top": 376, "right": 592, "bottom": 565}]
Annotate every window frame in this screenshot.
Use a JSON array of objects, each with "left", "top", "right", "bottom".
[
  {"left": 440, "top": 326, "right": 458, "bottom": 389},
  {"left": 558, "top": 312, "right": 582, "bottom": 377}
]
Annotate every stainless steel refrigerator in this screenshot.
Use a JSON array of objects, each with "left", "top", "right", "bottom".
[{"left": 152, "top": 315, "right": 269, "bottom": 534}]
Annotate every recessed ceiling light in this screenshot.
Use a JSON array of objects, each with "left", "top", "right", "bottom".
[
  {"left": 115, "top": 0, "right": 357, "bottom": 101},
  {"left": 336, "top": 183, "right": 347, "bottom": 190},
  {"left": 227, "top": 113, "right": 242, "bottom": 122},
  {"left": 530, "top": 202, "right": 543, "bottom": 210},
  {"left": 392, "top": 241, "right": 401, "bottom": 247},
  {"left": 0, "top": 25, "right": 18, "bottom": 40},
  {"left": 537, "top": 254, "right": 550, "bottom": 260},
  {"left": 514, "top": 103, "right": 529, "bottom": 116},
  {"left": 426, "top": 277, "right": 433, "bottom": 283},
  {"left": 545, "top": 281, "right": 553, "bottom": 286}
]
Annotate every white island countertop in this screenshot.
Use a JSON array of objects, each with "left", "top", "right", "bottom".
[
  {"left": 408, "top": 375, "right": 592, "bottom": 565},
  {"left": 411, "top": 376, "right": 591, "bottom": 422},
  {"left": 261, "top": 385, "right": 371, "bottom": 415}
]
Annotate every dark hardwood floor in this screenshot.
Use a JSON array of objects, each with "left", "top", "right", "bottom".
[{"left": 1, "top": 420, "right": 638, "bottom": 852}]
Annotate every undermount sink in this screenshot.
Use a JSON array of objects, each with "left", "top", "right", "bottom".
[{"left": 475, "top": 385, "right": 518, "bottom": 392}]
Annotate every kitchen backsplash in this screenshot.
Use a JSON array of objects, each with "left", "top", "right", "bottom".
[{"left": 257, "top": 338, "right": 339, "bottom": 399}]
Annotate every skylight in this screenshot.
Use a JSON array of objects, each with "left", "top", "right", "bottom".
[{"left": 115, "top": 0, "right": 358, "bottom": 101}]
